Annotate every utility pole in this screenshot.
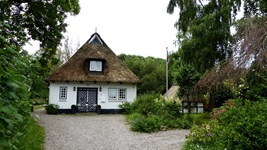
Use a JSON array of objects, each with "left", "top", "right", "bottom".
[{"left": 166, "top": 47, "right": 168, "bottom": 98}]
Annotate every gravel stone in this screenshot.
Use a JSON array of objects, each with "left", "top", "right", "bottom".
[{"left": 34, "top": 109, "right": 189, "bottom": 150}]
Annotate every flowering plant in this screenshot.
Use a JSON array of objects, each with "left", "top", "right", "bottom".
[
  {"left": 183, "top": 98, "right": 267, "bottom": 149},
  {"left": 211, "top": 99, "right": 235, "bottom": 120}
]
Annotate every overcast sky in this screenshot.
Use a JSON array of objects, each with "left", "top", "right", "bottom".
[{"left": 25, "top": 0, "right": 179, "bottom": 59}]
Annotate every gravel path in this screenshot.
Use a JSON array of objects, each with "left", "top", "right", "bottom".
[{"left": 33, "top": 109, "right": 189, "bottom": 150}]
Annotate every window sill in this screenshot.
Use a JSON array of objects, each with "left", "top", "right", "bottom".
[
  {"left": 59, "top": 99, "right": 67, "bottom": 102},
  {"left": 108, "top": 100, "right": 127, "bottom": 102}
]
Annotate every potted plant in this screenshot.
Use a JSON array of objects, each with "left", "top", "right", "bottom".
[
  {"left": 96, "top": 105, "right": 101, "bottom": 114},
  {"left": 71, "top": 104, "right": 76, "bottom": 114}
]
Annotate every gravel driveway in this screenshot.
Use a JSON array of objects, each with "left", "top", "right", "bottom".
[{"left": 34, "top": 109, "right": 189, "bottom": 150}]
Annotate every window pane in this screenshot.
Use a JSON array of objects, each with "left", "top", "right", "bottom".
[
  {"left": 90, "top": 61, "right": 96, "bottom": 71},
  {"left": 108, "top": 88, "right": 117, "bottom": 99},
  {"left": 118, "top": 88, "right": 127, "bottom": 100},
  {"left": 90, "top": 61, "right": 102, "bottom": 71},
  {"left": 96, "top": 61, "right": 102, "bottom": 71},
  {"left": 60, "top": 87, "right": 67, "bottom": 99}
]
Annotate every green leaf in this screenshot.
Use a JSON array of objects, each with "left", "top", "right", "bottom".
[
  {"left": 0, "top": 135, "right": 9, "bottom": 147},
  {"left": 0, "top": 35, "right": 6, "bottom": 41},
  {"left": 0, "top": 105, "right": 11, "bottom": 114},
  {"left": 7, "top": 91, "right": 19, "bottom": 100},
  {"left": 13, "top": 58, "right": 27, "bottom": 68},
  {"left": 4, "top": 44, "right": 17, "bottom": 54},
  {"left": 6, "top": 82, "right": 19, "bottom": 91}
]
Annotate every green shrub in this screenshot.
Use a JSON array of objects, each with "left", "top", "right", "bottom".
[
  {"left": 131, "top": 93, "right": 162, "bottom": 116},
  {"left": 123, "top": 93, "right": 186, "bottom": 132},
  {"left": 213, "top": 82, "right": 236, "bottom": 107},
  {"left": 119, "top": 102, "right": 133, "bottom": 114},
  {"left": 183, "top": 98, "right": 267, "bottom": 150},
  {"left": 45, "top": 104, "right": 59, "bottom": 114},
  {"left": 128, "top": 113, "right": 163, "bottom": 133},
  {"left": 188, "top": 113, "right": 211, "bottom": 125},
  {"left": 162, "top": 100, "right": 182, "bottom": 118},
  {"left": 180, "top": 115, "right": 193, "bottom": 129}
]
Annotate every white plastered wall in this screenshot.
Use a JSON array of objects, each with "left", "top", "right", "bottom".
[{"left": 49, "top": 82, "right": 137, "bottom": 109}]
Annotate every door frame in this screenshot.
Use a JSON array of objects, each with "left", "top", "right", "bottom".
[{"left": 76, "top": 87, "right": 98, "bottom": 112}]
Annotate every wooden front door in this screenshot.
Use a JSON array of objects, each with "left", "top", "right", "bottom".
[{"left": 77, "top": 88, "right": 98, "bottom": 112}]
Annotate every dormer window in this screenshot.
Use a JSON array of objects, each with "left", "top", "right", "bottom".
[
  {"left": 90, "top": 60, "right": 102, "bottom": 71},
  {"left": 87, "top": 58, "right": 106, "bottom": 73}
]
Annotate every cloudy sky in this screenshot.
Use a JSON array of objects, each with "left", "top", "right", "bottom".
[{"left": 26, "top": 0, "right": 179, "bottom": 59}]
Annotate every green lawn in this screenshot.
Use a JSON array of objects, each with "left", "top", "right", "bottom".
[
  {"left": 33, "top": 105, "right": 45, "bottom": 111},
  {"left": 184, "top": 112, "right": 211, "bottom": 125}
]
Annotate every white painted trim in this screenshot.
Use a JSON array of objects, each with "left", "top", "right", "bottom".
[{"left": 88, "top": 34, "right": 103, "bottom": 44}]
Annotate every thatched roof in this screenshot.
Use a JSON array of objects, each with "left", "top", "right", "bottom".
[
  {"left": 163, "top": 84, "right": 179, "bottom": 99},
  {"left": 48, "top": 33, "right": 141, "bottom": 83}
]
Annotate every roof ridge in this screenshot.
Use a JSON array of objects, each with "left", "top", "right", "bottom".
[{"left": 48, "top": 33, "right": 141, "bottom": 83}]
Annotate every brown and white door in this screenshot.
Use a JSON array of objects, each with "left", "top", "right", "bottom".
[{"left": 77, "top": 88, "right": 98, "bottom": 112}]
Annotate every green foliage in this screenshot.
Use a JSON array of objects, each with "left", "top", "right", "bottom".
[
  {"left": 1, "top": 0, "right": 80, "bottom": 58},
  {"left": 0, "top": 0, "right": 80, "bottom": 148},
  {"left": 118, "top": 54, "right": 172, "bottom": 94},
  {"left": 0, "top": 102, "right": 23, "bottom": 149},
  {"left": 121, "top": 94, "right": 190, "bottom": 132},
  {"left": 238, "top": 63, "right": 267, "bottom": 101},
  {"left": 119, "top": 102, "right": 133, "bottom": 114},
  {"left": 27, "top": 53, "right": 50, "bottom": 102},
  {"left": 184, "top": 98, "right": 267, "bottom": 149},
  {"left": 179, "top": 115, "right": 193, "bottom": 129},
  {"left": 0, "top": 21, "right": 31, "bottom": 149},
  {"left": 127, "top": 113, "right": 162, "bottom": 133},
  {"left": 213, "top": 82, "right": 236, "bottom": 107},
  {"left": 173, "top": 64, "right": 201, "bottom": 98},
  {"left": 131, "top": 93, "right": 162, "bottom": 116},
  {"left": 244, "top": 0, "right": 267, "bottom": 16},
  {"left": 167, "top": 0, "right": 241, "bottom": 73},
  {"left": 15, "top": 117, "right": 45, "bottom": 150},
  {"left": 32, "top": 98, "right": 47, "bottom": 105},
  {"left": 46, "top": 104, "right": 59, "bottom": 114},
  {"left": 186, "top": 113, "right": 211, "bottom": 126}
]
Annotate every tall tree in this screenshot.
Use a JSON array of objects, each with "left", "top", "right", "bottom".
[
  {"left": 0, "top": 21, "right": 31, "bottom": 149},
  {"left": 0, "top": 0, "right": 80, "bottom": 148},
  {"left": 191, "top": 2, "right": 267, "bottom": 107},
  {"left": 173, "top": 64, "right": 201, "bottom": 99},
  {"left": 243, "top": 0, "right": 267, "bottom": 16},
  {"left": 0, "top": 0, "right": 80, "bottom": 61},
  {"left": 167, "top": 0, "right": 241, "bottom": 73}
]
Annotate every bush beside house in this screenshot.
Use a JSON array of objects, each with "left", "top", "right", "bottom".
[
  {"left": 183, "top": 98, "right": 267, "bottom": 150},
  {"left": 120, "top": 93, "right": 192, "bottom": 132},
  {"left": 46, "top": 104, "right": 59, "bottom": 114}
]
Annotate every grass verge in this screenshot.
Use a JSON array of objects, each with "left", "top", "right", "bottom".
[
  {"left": 15, "top": 117, "right": 45, "bottom": 150},
  {"left": 33, "top": 105, "right": 45, "bottom": 111}
]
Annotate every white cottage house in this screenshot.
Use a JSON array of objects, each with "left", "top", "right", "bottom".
[{"left": 48, "top": 32, "right": 140, "bottom": 113}]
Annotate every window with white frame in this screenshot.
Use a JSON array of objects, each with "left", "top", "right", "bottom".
[
  {"left": 118, "top": 88, "right": 127, "bottom": 100},
  {"left": 108, "top": 88, "right": 117, "bottom": 99},
  {"left": 90, "top": 60, "right": 102, "bottom": 71},
  {"left": 59, "top": 87, "right": 67, "bottom": 99},
  {"left": 108, "top": 88, "right": 127, "bottom": 100}
]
